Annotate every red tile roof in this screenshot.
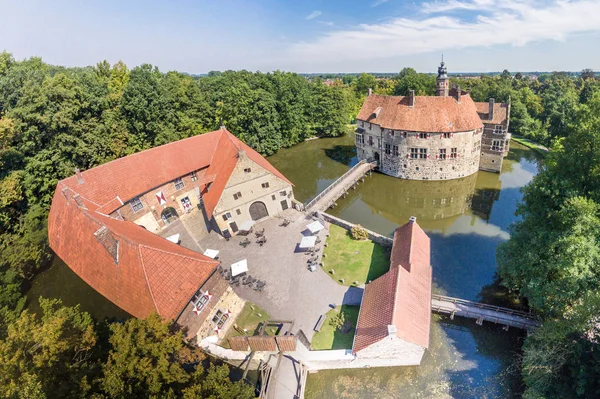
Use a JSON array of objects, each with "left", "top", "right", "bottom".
[
  {"left": 59, "top": 127, "right": 292, "bottom": 217},
  {"left": 353, "top": 219, "right": 432, "bottom": 353},
  {"left": 474, "top": 102, "right": 509, "bottom": 125},
  {"left": 48, "top": 127, "right": 291, "bottom": 319},
  {"left": 357, "top": 94, "right": 483, "bottom": 133}
]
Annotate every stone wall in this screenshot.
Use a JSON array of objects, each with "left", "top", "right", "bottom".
[
  {"left": 356, "top": 120, "right": 482, "bottom": 180},
  {"left": 319, "top": 212, "right": 393, "bottom": 247},
  {"left": 213, "top": 153, "right": 294, "bottom": 236}
]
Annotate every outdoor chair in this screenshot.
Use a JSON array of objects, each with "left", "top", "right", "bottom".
[
  {"left": 316, "top": 237, "right": 322, "bottom": 244},
  {"left": 217, "top": 265, "right": 224, "bottom": 275},
  {"left": 280, "top": 219, "right": 290, "bottom": 227},
  {"left": 239, "top": 238, "right": 251, "bottom": 248},
  {"left": 255, "top": 228, "right": 265, "bottom": 238}
]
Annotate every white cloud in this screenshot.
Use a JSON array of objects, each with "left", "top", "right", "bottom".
[
  {"left": 287, "top": 0, "right": 600, "bottom": 64},
  {"left": 306, "top": 10, "right": 322, "bottom": 20},
  {"left": 372, "top": 0, "right": 390, "bottom": 7},
  {"left": 319, "top": 21, "right": 335, "bottom": 26}
]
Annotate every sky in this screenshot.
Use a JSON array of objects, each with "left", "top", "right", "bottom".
[{"left": 1, "top": 0, "right": 600, "bottom": 74}]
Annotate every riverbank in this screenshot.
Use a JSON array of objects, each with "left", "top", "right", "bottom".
[{"left": 511, "top": 135, "right": 549, "bottom": 155}]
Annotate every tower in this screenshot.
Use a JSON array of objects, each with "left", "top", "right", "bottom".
[{"left": 436, "top": 57, "right": 449, "bottom": 97}]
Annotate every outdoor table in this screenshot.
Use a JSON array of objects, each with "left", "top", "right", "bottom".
[
  {"left": 299, "top": 236, "right": 317, "bottom": 249},
  {"left": 166, "top": 234, "right": 180, "bottom": 244},
  {"left": 307, "top": 220, "right": 325, "bottom": 235},
  {"left": 203, "top": 249, "right": 219, "bottom": 259},
  {"left": 231, "top": 259, "right": 249, "bottom": 277}
]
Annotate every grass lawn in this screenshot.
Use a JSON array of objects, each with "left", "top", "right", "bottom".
[
  {"left": 322, "top": 224, "right": 390, "bottom": 286},
  {"left": 311, "top": 305, "right": 360, "bottom": 350},
  {"left": 221, "top": 302, "right": 271, "bottom": 348},
  {"left": 511, "top": 135, "right": 549, "bottom": 155}
]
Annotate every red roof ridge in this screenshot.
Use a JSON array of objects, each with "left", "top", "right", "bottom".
[{"left": 137, "top": 244, "right": 161, "bottom": 317}]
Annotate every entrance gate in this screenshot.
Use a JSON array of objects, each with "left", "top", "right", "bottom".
[{"left": 249, "top": 201, "right": 269, "bottom": 221}]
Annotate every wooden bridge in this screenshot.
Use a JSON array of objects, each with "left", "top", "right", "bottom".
[
  {"left": 304, "top": 160, "right": 377, "bottom": 212},
  {"left": 431, "top": 294, "right": 541, "bottom": 331}
]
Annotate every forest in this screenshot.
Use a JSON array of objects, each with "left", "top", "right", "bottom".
[{"left": 1, "top": 48, "right": 600, "bottom": 397}]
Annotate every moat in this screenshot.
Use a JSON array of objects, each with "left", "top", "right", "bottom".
[{"left": 28, "top": 133, "right": 541, "bottom": 398}]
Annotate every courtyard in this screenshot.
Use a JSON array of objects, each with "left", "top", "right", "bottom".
[{"left": 169, "top": 208, "right": 364, "bottom": 342}]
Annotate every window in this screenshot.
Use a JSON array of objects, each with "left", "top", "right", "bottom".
[
  {"left": 419, "top": 148, "right": 428, "bottom": 159},
  {"left": 377, "top": 137, "right": 381, "bottom": 149},
  {"left": 261, "top": 182, "right": 270, "bottom": 189},
  {"left": 191, "top": 171, "right": 198, "bottom": 181},
  {"left": 360, "top": 120, "right": 364, "bottom": 127},
  {"left": 443, "top": 133, "right": 451, "bottom": 139},
  {"left": 174, "top": 177, "right": 185, "bottom": 190},
  {"left": 389, "top": 130, "right": 395, "bottom": 137},
  {"left": 130, "top": 197, "right": 143, "bottom": 212},
  {"left": 368, "top": 136, "right": 374, "bottom": 146},
  {"left": 280, "top": 190, "right": 287, "bottom": 197},
  {"left": 191, "top": 289, "right": 211, "bottom": 311},
  {"left": 369, "top": 123, "right": 372, "bottom": 129},
  {"left": 244, "top": 168, "right": 252, "bottom": 173},
  {"left": 356, "top": 134, "right": 362, "bottom": 145},
  {"left": 271, "top": 194, "right": 276, "bottom": 200},
  {"left": 439, "top": 148, "right": 447, "bottom": 160},
  {"left": 222, "top": 212, "right": 232, "bottom": 221},
  {"left": 212, "top": 309, "right": 230, "bottom": 329},
  {"left": 402, "top": 132, "right": 407, "bottom": 138},
  {"left": 494, "top": 125, "right": 504, "bottom": 134},
  {"left": 410, "top": 148, "right": 419, "bottom": 159},
  {"left": 385, "top": 143, "right": 391, "bottom": 155},
  {"left": 450, "top": 148, "right": 458, "bottom": 159},
  {"left": 393, "top": 145, "right": 399, "bottom": 156},
  {"left": 236, "top": 209, "right": 241, "bottom": 215},
  {"left": 418, "top": 133, "right": 428, "bottom": 139},
  {"left": 233, "top": 192, "right": 242, "bottom": 200},
  {"left": 492, "top": 140, "right": 502, "bottom": 152}
]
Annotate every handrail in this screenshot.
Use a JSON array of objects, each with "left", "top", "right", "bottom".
[
  {"left": 304, "top": 160, "right": 375, "bottom": 210},
  {"left": 432, "top": 294, "right": 537, "bottom": 320}
]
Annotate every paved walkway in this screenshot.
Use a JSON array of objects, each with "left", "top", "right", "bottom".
[
  {"left": 305, "top": 161, "right": 375, "bottom": 212},
  {"left": 196, "top": 209, "right": 363, "bottom": 341}
]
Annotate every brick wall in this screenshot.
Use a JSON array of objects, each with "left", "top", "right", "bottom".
[{"left": 111, "top": 167, "right": 209, "bottom": 231}]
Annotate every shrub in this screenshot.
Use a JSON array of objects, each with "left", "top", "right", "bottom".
[
  {"left": 350, "top": 225, "right": 368, "bottom": 240},
  {"left": 329, "top": 310, "right": 345, "bottom": 330}
]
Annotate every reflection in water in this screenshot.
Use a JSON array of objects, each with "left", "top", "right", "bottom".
[{"left": 27, "top": 135, "right": 540, "bottom": 398}]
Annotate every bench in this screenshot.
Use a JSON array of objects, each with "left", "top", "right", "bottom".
[{"left": 314, "top": 315, "right": 325, "bottom": 332}]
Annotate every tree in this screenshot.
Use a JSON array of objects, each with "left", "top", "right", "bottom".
[
  {"left": 580, "top": 69, "right": 595, "bottom": 80},
  {"left": 0, "top": 298, "right": 97, "bottom": 398},
  {"left": 354, "top": 72, "right": 376, "bottom": 96}
]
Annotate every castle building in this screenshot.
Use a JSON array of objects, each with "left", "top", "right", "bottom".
[
  {"left": 48, "top": 127, "right": 295, "bottom": 342},
  {"left": 355, "top": 62, "right": 511, "bottom": 179}
]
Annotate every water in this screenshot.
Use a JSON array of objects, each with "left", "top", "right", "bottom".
[
  {"left": 269, "top": 134, "right": 541, "bottom": 398},
  {"left": 28, "top": 133, "right": 540, "bottom": 398}
]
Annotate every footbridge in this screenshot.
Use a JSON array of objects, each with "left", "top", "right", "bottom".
[
  {"left": 304, "top": 160, "right": 377, "bottom": 212},
  {"left": 432, "top": 294, "right": 540, "bottom": 331}
]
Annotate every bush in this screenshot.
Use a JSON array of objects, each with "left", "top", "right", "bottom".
[
  {"left": 329, "top": 310, "right": 345, "bottom": 330},
  {"left": 350, "top": 225, "right": 368, "bottom": 240}
]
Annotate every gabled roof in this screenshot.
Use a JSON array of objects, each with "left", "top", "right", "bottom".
[
  {"left": 356, "top": 94, "right": 483, "bottom": 133},
  {"left": 353, "top": 219, "right": 432, "bottom": 353},
  {"left": 474, "top": 101, "right": 509, "bottom": 125},
  {"left": 48, "top": 188, "right": 219, "bottom": 319},
  {"left": 60, "top": 127, "right": 292, "bottom": 217},
  {"left": 48, "top": 127, "right": 291, "bottom": 320}
]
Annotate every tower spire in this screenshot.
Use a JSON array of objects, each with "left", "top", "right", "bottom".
[{"left": 436, "top": 57, "right": 449, "bottom": 97}]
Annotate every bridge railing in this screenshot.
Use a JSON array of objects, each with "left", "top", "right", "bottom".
[
  {"left": 304, "top": 160, "right": 374, "bottom": 211},
  {"left": 432, "top": 294, "right": 538, "bottom": 320}
]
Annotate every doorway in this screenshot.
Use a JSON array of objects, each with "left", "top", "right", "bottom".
[
  {"left": 249, "top": 201, "right": 269, "bottom": 221},
  {"left": 161, "top": 207, "right": 179, "bottom": 225}
]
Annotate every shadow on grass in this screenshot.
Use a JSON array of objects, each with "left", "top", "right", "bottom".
[
  {"left": 329, "top": 305, "right": 360, "bottom": 350},
  {"left": 365, "top": 241, "right": 391, "bottom": 283}
]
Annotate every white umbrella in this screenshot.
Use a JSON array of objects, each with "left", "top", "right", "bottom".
[
  {"left": 231, "top": 259, "right": 249, "bottom": 276},
  {"left": 203, "top": 249, "right": 219, "bottom": 259},
  {"left": 299, "top": 236, "right": 317, "bottom": 249},
  {"left": 166, "top": 234, "right": 180, "bottom": 244},
  {"left": 239, "top": 220, "right": 255, "bottom": 231},
  {"left": 307, "top": 221, "right": 325, "bottom": 234}
]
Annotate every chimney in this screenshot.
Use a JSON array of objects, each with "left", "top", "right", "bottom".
[
  {"left": 409, "top": 216, "right": 417, "bottom": 223},
  {"left": 456, "top": 86, "right": 461, "bottom": 104},
  {"left": 409, "top": 90, "right": 415, "bottom": 108},
  {"left": 368, "top": 88, "right": 373, "bottom": 96},
  {"left": 72, "top": 194, "right": 85, "bottom": 209},
  {"left": 75, "top": 168, "right": 84, "bottom": 185},
  {"left": 489, "top": 98, "right": 495, "bottom": 121},
  {"left": 387, "top": 324, "right": 397, "bottom": 336}
]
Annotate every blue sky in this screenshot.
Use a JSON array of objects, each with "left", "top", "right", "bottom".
[{"left": 1, "top": 0, "right": 600, "bottom": 73}]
